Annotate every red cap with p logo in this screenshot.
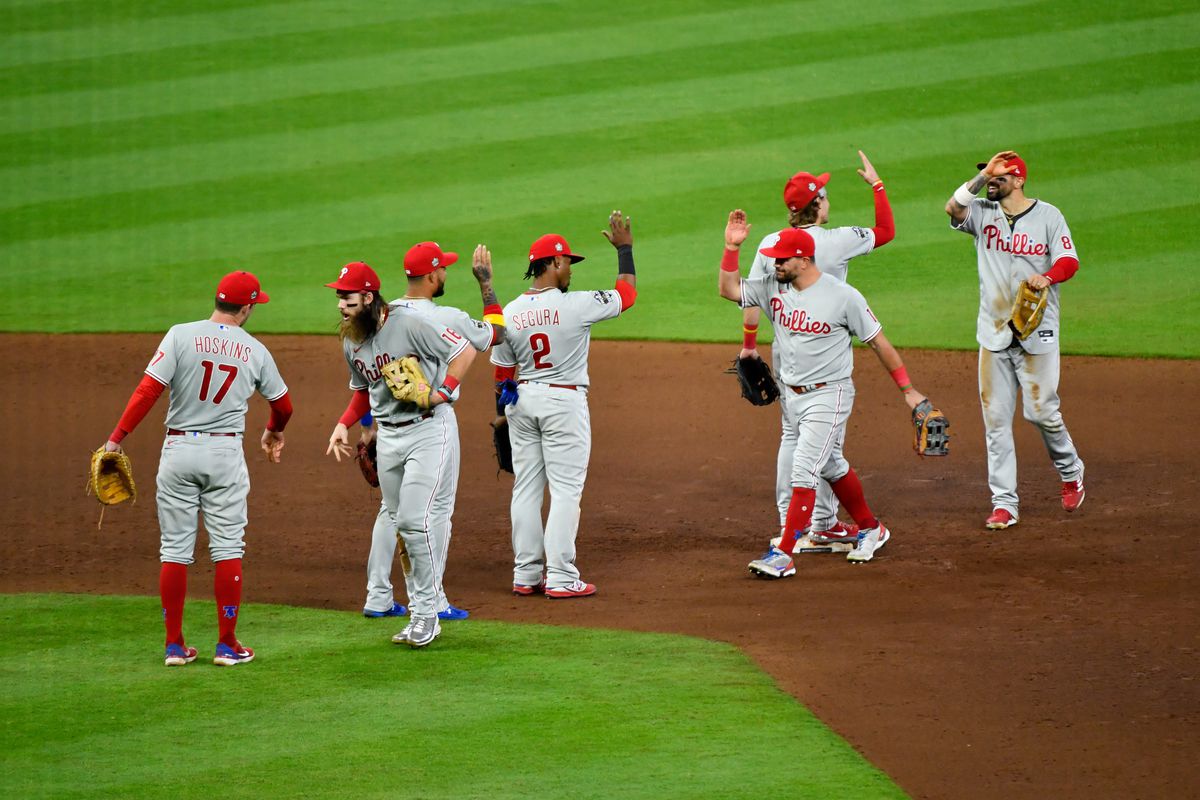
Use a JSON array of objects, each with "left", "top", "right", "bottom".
[{"left": 216, "top": 271, "right": 269, "bottom": 305}]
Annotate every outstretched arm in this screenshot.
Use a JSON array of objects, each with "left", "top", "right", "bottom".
[
  {"left": 719, "top": 210, "right": 750, "bottom": 304},
  {"left": 865, "top": 331, "right": 925, "bottom": 411},
  {"left": 856, "top": 150, "right": 894, "bottom": 247},
  {"left": 473, "top": 244, "right": 506, "bottom": 345}
]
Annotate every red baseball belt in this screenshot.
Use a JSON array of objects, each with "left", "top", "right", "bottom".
[
  {"left": 788, "top": 383, "right": 827, "bottom": 394},
  {"left": 166, "top": 429, "right": 238, "bottom": 437}
]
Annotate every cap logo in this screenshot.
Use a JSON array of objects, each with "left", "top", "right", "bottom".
[
  {"left": 432, "top": 257, "right": 440, "bottom": 267},
  {"left": 218, "top": 292, "right": 226, "bottom": 299},
  {"left": 555, "top": 242, "right": 563, "bottom": 252},
  {"left": 250, "top": 290, "right": 257, "bottom": 299},
  {"left": 808, "top": 182, "right": 816, "bottom": 191}
]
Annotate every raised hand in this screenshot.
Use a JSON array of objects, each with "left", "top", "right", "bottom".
[
  {"left": 602, "top": 209, "right": 632, "bottom": 248},
  {"left": 472, "top": 244, "right": 493, "bottom": 284},
  {"left": 725, "top": 209, "right": 751, "bottom": 248},
  {"left": 856, "top": 150, "right": 881, "bottom": 185},
  {"left": 982, "top": 151, "right": 1020, "bottom": 177}
]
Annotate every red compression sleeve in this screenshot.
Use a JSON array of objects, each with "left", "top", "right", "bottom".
[
  {"left": 337, "top": 389, "right": 372, "bottom": 427},
  {"left": 871, "top": 182, "right": 895, "bottom": 247},
  {"left": 614, "top": 279, "right": 637, "bottom": 311},
  {"left": 110, "top": 374, "right": 166, "bottom": 443},
  {"left": 494, "top": 364, "right": 517, "bottom": 383},
  {"left": 1044, "top": 256, "right": 1080, "bottom": 284},
  {"left": 266, "top": 391, "right": 293, "bottom": 432}
]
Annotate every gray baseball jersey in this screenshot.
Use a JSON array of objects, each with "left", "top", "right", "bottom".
[
  {"left": 749, "top": 226, "right": 875, "bottom": 284},
  {"left": 146, "top": 320, "right": 287, "bottom": 432},
  {"left": 952, "top": 199, "right": 1077, "bottom": 354},
  {"left": 489, "top": 287, "right": 622, "bottom": 386},
  {"left": 740, "top": 273, "right": 881, "bottom": 387},
  {"left": 390, "top": 298, "right": 496, "bottom": 352},
  {"left": 344, "top": 305, "right": 469, "bottom": 423}
]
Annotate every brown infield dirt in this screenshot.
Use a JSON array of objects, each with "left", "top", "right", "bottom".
[{"left": 2, "top": 334, "right": 1198, "bottom": 800}]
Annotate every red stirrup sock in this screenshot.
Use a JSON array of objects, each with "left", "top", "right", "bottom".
[
  {"left": 778, "top": 487, "right": 817, "bottom": 554},
  {"left": 829, "top": 469, "right": 879, "bottom": 531},
  {"left": 160, "top": 562, "right": 187, "bottom": 647},
  {"left": 214, "top": 559, "right": 243, "bottom": 648}
]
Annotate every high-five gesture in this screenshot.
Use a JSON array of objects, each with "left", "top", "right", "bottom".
[
  {"left": 725, "top": 209, "right": 751, "bottom": 249},
  {"left": 471, "top": 244, "right": 493, "bottom": 284},
  {"left": 856, "top": 150, "right": 881, "bottom": 185},
  {"left": 602, "top": 209, "right": 632, "bottom": 248}
]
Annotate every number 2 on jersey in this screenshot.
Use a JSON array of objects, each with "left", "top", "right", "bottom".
[
  {"left": 198, "top": 360, "right": 238, "bottom": 404},
  {"left": 530, "top": 332, "right": 553, "bottom": 369}
]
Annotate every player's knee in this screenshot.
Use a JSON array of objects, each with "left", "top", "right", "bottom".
[{"left": 821, "top": 463, "right": 850, "bottom": 483}]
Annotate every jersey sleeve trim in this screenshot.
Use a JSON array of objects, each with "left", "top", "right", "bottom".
[
  {"left": 860, "top": 324, "right": 884, "bottom": 343},
  {"left": 143, "top": 369, "right": 169, "bottom": 386}
]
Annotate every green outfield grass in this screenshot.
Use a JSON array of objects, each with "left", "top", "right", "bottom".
[
  {"left": 0, "top": 0, "right": 1197, "bottom": 356},
  {"left": 0, "top": 594, "right": 907, "bottom": 800}
]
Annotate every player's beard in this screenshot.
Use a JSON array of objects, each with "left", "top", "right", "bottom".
[{"left": 338, "top": 295, "right": 386, "bottom": 344}]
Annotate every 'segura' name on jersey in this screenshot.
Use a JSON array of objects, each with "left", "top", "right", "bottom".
[
  {"left": 194, "top": 335, "right": 252, "bottom": 362},
  {"left": 982, "top": 225, "right": 1048, "bottom": 256},
  {"left": 511, "top": 308, "right": 560, "bottom": 330},
  {"left": 354, "top": 352, "right": 402, "bottom": 383},
  {"left": 769, "top": 297, "right": 832, "bottom": 335}
]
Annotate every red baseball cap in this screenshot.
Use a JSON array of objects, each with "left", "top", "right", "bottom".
[
  {"left": 783, "top": 171, "right": 831, "bottom": 211},
  {"left": 759, "top": 228, "right": 816, "bottom": 260},
  {"left": 216, "top": 271, "right": 269, "bottom": 305},
  {"left": 403, "top": 242, "right": 459, "bottom": 277},
  {"left": 528, "top": 233, "right": 585, "bottom": 263},
  {"left": 325, "top": 261, "right": 380, "bottom": 292},
  {"left": 977, "top": 154, "right": 1028, "bottom": 180}
]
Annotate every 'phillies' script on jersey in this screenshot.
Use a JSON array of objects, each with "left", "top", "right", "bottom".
[
  {"left": 982, "top": 226, "right": 1049, "bottom": 256},
  {"left": 769, "top": 297, "right": 832, "bottom": 335}
]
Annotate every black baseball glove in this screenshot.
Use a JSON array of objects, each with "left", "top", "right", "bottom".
[
  {"left": 492, "top": 418, "right": 514, "bottom": 474},
  {"left": 912, "top": 399, "right": 950, "bottom": 457},
  {"left": 729, "top": 355, "right": 780, "bottom": 406},
  {"left": 355, "top": 439, "right": 380, "bottom": 487}
]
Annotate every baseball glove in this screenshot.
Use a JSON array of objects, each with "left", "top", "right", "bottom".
[
  {"left": 491, "top": 418, "right": 514, "bottom": 474},
  {"left": 355, "top": 439, "right": 379, "bottom": 487},
  {"left": 1010, "top": 280, "right": 1048, "bottom": 340},
  {"left": 729, "top": 355, "right": 780, "bottom": 406},
  {"left": 381, "top": 356, "right": 433, "bottom": 408},
  {"left": 912, "top": 399, "right": 950, "bottom": 457},
  {"left": 86, "top": 447, "right": 136, "bottom": 527}
]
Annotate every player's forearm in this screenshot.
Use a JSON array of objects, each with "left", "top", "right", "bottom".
[
  {"left": 718, "top": 247, "right": 742, "bottom": 303},
  {"left": 110, "top": 374, "right": 166, "bottom": 443},
  {"left": 616, "top": 243, "right": 636, "bottom": 290},
  {"left": 445, "top": 345, "right": 477, "bottom": 383},
  {"left": 871, "top": 182, "right": 895, "bottom": 247},
  {"left": 868, "top": 334, "right": 926, "bottom": 406},
  {"left": 266, "top": 391, "right": 293, "bottom": 432},
  {"left": 741, "top": 306, "right": 762, "bottom": 350},
  {"left": 1044, "top": 255, "right": 1080, "bottom": 284},
  {"left": 946, "top": 170, "right": 989, "bottom": 220},
  {"left": 337, "top": 389, "right": 372, "bottom": 426}
]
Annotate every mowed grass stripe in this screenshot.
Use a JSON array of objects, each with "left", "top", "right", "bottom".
[
  {"left": 3, "top": 81, "right": 1194, "bottom": 282},
  {"left": 5, "top": 51, "right": 1196, "bottom": 241},
  {"left": 4, "top": 23, "right": 1195, "bottom": 210},
  {"left": 3, "top": 1, "right": 1185, "bottom": 136},
  {"left": 0, "top": 595, "right": 907, "bottom": 800},
  {"left": 0, "top": 0, "right": 553, "bottom": 67}
]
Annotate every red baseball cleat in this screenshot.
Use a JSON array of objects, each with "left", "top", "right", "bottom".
[
  {"left": 545, "top": 580, "right": 597, "bottom": 599},
  {"left": 1061, "top": 477, "right": 1086, "bottom": 512},
  {"left": 985, "top": 508, "right": 1018, "bottom": 530}
]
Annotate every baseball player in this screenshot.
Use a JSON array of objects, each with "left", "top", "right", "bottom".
[
  {"left": 326, "top": 254, "right": 477, "bottom": 649},
  {"left": 720, "top": 211, "right": 930, "bottom": 575},
  {"left": 946, "top": 151, "right": 1085, "bottom": 528},
  {"left": 489, "top": 211, "right": 637, "bottom": 598},
  {"left": 742, "top": 151, "right": 896, "bottom": 547},
  {"left": 342, "top": 248, "right": 503, "bottom": 622},
  {"left": 101, "top": 271, "right": 292, "bottom": 666}
]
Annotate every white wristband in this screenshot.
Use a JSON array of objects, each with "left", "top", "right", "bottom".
[{"left": 953, "top": 183, "right": 977, "bottom": 207}]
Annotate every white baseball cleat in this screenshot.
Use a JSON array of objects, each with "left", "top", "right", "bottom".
[
  {"left": 748, "top": 546, "right": 796, "bottom": 579},
  {"left": 847, "top": 524, "right": 890, "bottom": 563}
]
